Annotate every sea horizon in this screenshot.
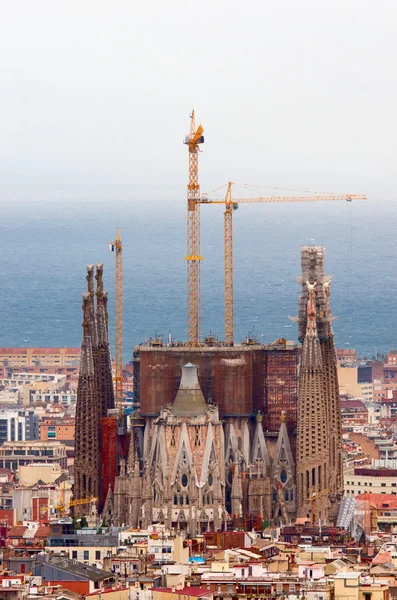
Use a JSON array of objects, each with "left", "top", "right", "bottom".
[{"left": 1, "top": 182, "right": 396, "bottom": 361}]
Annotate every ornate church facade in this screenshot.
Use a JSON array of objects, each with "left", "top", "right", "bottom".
[
  {"left": 74, "top": 246, "right": 343, "bottom": 530},
  {"left": 107, "top": 361, "right": 297, "bottom": 532}
]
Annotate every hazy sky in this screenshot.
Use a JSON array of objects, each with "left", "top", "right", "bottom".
[{"left": 1, "top": 1, "right": 396, "bottom": 192}]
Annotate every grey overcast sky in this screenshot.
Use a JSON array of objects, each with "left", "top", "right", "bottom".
[{"left": 0, "top": 1, "right": 396, "bottom": 192}]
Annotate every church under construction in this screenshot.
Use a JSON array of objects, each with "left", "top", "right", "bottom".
[{"left": 74, "top": 246, "right": 343, "bottom": 530}]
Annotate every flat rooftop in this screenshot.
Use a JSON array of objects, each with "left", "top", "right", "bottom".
[{"left": 134, "top": 341, "right": 299, "bottom": 352}]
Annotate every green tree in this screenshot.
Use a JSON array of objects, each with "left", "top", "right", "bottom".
[{"left": 80, "top": 516, "right": 88, "bottom": 528}]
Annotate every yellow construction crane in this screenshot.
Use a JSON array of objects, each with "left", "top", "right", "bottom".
[
  {"left": 54, "top": 496, "right": 97, "bottom": 516},
  {"left": 184, "top": 111, "right": 204, "bottom": 346},
  {"left": 109, "top": 228, "right": 123, "bottom": 409},
  {"left": 201, "top": 182, "right": 367, "bottom": 345}
]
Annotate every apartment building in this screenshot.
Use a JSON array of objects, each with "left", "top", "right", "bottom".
[
  {"left": 40, "top": 417, "right": 75, "bottom": 444},
  {"left": 0, "top": 440, "right": 67, "bottom": 471},
  {"left": 344, "top": 466, "right": 397, "bottom": 496},
  {"left": 0, "top": 409, "right": 39, "bottom": 446},
  {"left": 0, "top": 348, "right": 80, "bottom": 368},
  {"left": 30, "top": 389, "right": 77, "bottom": 406}
]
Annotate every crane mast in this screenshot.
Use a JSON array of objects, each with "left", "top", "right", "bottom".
[
  {"left": 224, "top": 183, "right": 234, "bottom": 346},
  {"left": 201, "top": 183, "right": 367, "bottom": 345},
  {"left": 184, "top": 111, "right": 204, "bottom": 346},
  {"left": 109, "top": 228, "right": 123, "bottom": 409}
]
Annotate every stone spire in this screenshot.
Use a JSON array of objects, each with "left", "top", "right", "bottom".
[
  {"left": 272, "top": 410, "right": 296, "bottom": 522},
  {"left": 296, "top": 279, "right": 329, "bottom": 521},
  {"left": 140, "top": 463, "right": 153, "bottom": 529},
  {"left": 94, "top": 264, "right": 115, "bottom": 421},
  {"left": 127, "top": 430, "right": 136, "bottom": 475},
  {"left": 231, "top": 463, "right": 243, "bottom": 521},
  {"left": 102, "top": 484, "right": 114, "bottom": 525},
  {"left": 213, "top": 463, "right": 223, "bottom": 531},
  {"left": 86, "top": 264, "right": 98, "bottom": 348},
  {"left": 188, "top": 461, "right": 199, "bottom": 538},
  {"left": 74, "top": 264, "right": 115, "bottom": 516},
  {"left": 295, "top": 246, "right": 342, "bottom": 525},
  {"left": 129, "top": 457, "right": 142, "bottom": 529},
  {"left": 321, "top": 280, "right": 344, "bottom": 513},
  {"left": 74, "top": 292, "right": 100, "bottom": 515}
]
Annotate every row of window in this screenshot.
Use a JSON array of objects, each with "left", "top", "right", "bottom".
[
  {"left": 346, "top": 480, "right": 397, "bottom": 487},
  {"left": 346, "top": 489, "right": 397, "bottom": 496},
  {"left": 34, "top": 395, "right": 76, "bottom": 402},
  {"left": 2, "top": 449, "right": 54, "bottom": 456}
]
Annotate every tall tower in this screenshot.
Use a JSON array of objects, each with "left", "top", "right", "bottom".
[
  {"left": 94, "top": 264, "right": 115, "bottom": 418},
  {"left": 74, "top": 291, "right": 101, "bottom": 508},
  {"left": 322, "top": 280, "right": 344, "bottom": 514},
  {"left": 74, "top": 264, "right": 115, "bottom": 515},
  {"left": 295, "top": 246, "right": 342, "bottom": 524}
]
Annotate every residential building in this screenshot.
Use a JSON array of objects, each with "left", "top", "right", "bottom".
[
  {"left": 0, "top": 440, "right": 67, "bottom": 471},
  {"left": 30, "top": 389, "right": 77, "bottom": 407},
  {"left": 345, "top": 467, "right": 397, "bottom": 496},
  {"left": 338, "top": 366, "right": 373, "bottom": 399},
  {"left": 341, "top": 400, "right": 368, "bottom": 427},
  {"left": 39, "top": 417, "right": 75, "bottom": 443},
  {"left": 0, "top": 409, "right": 40, "bottom": 445},
  {"left": 336, "top": 349, "right": 358, "bottom": 363},
  {"left": 46, "top": 530, "right": 119, "bottom": 568},
  {"left": 0, "top": 411, "right": 26, "bottom": 445},
  {"left": 334, "top": 571, "right": 390, "bottom": 600},
  {"left": 152, "top": 587, "right": 213, "bottom": 600},
  {"left": 0, "top": 348, "right": 80, "bottom": 368}
]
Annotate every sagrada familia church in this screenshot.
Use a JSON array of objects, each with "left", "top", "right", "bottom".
[{"left": 74, "top": 247, "right": 343, "bottom": 531}]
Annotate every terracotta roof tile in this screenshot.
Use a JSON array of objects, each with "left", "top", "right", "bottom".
[
  {"left": 372, "top": 551, "right": 392, "bottom": 565},
  {"left": 356, "top": 492, "right": 397, "bottom": 509},
  {"left": 7, "top": 526, "right": 27, "bottom": 538}
]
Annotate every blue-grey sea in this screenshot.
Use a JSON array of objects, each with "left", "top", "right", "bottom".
[{"left": 1, "top": 184, "right": 396, "bottom": 360}]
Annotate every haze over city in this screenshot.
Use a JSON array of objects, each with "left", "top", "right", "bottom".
[
  {"left": 0, "top": 0, "right": 396, "bottom": 192},
  {"left": 2, "top": 3, "right": 397, "bottom": 600}
]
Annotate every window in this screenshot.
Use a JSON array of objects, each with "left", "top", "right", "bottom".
[
  {"left": 381, "top": 483, "right": 386, "bottom": 487},
  {"left": 96, "top": 551, "right": 101, "bottom": 560},
  {"left": 72, "top": 551, "right": 77, "bottom": 559},
  {"left": 84, "top": 551, "right": 89, "bottom": 560}
]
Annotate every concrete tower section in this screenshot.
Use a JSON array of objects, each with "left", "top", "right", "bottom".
[{"left": 295, "top": 246, "right": 343, "bottom": 524}]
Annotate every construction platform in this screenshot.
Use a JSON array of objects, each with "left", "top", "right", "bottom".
[{"left": 132, "top": 339, "right": 300, "bottom": 432}]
